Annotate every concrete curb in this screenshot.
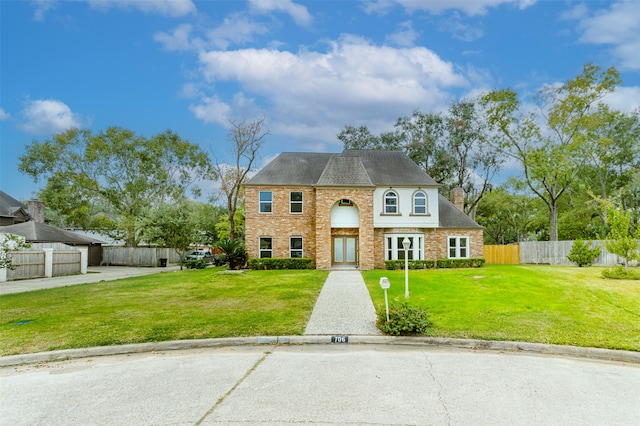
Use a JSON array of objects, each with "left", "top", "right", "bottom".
[{"left": 1, "top": 336, "right": 638, "bottom": 367}]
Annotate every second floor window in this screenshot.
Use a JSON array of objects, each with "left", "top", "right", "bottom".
[
  {"left": 290, "top": 191, "right": 303, "bottom": 213},
  {"left": 259, "top": 191, "right": 272, "bottom": 213},
  {"left": 384, "top": 190, "right": 398, "bottom": 214},
  {"left": 413, "top": 191, "right": 427, "bottom": 214}
]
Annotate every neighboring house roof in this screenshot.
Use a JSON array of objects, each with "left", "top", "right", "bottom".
[
  {"left": 246, "top": 150, "right": 440, "bottom": 187},
  {"left": 438, "top": 194, "right": 483, "bottom": 229},
  {"left": 0, "top": 221, "right": 104, "bottom": 245},
  {"left": 0, "top": 190, "right": 29, "bottom": 221}
]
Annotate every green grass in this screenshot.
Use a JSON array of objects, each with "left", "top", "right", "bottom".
[
  {"left": 363, "top": 265, "right": 640, "bottom": 352},
  {"left": 0, "top": 268, "right": 328, "bottom": 356}
]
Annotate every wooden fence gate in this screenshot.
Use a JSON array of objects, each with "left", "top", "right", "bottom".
[{"left": 483, "top": 245, "right": 520, "bottom": 264}]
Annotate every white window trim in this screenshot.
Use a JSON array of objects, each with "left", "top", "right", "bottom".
[
  {"left": 383, "top": 190, "right": 400, "bottom": 215},
  {"left": 384, "top": 234, "right": 424, "bottom": 261},
  {"left": 259, "top": 191, "right": 272, "bottom": 214},
  {"left": 290, "top": 236, "right": 303, "bottom": 258},
  {"left": 259, "top": 237, "right": 273, "bottom": 258},
  {"left": 290, "top": 191, "right": 303, "bottom": 214},
  {"left": 448, "top": 236, "right": 470, "bottom": 259},
  {"left": 411, "top": 190, "right": 429, "bottom": 216}
]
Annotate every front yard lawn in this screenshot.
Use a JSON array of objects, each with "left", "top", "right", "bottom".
[
  {"left": 363, "top": 265, "right": 640, "bottom": 352},
  {"left": 0, "top": 268, "right": 328, "bottom": 356}
]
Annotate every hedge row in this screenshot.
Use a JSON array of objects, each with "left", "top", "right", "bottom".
[
  {"left": 384, "top": 258, "right": 485, "bottom": 270},
  {"left": 248, "top": 258, "right": 313, "bottom": 270}
]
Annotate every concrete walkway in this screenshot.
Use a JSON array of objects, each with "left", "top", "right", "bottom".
[{"left": 304, "top": 270, "right": 382, "bottom": 335}]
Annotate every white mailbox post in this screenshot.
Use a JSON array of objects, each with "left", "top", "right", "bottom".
[{"left": 379, "top": 277, "right": 390, "bottom": 322}]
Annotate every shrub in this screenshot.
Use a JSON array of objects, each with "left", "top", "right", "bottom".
[
  {"left": 215, "top": 238, "right": 248, "bottom": 270},
  {"left": 248, "top": 258, "right": 312, "bottom": 270},
  {"left": 183, "top": 259, "right": 206, "bottom": 269},
  {"left": 376, "top": 302, "right": 432, "bottom": 336},
  {"left": 602, "top": 266, "right": 640, "bottom": 280},
  {"left": 384, "top": 258, "right": 485, "bottom": 270},
  {"left": 567, "top": 240, "right": 601, "bottom": 267}
]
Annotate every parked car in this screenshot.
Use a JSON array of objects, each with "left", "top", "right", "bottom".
[
  {"left": 185, "top": 250, "right": 214, "bottom": 263},
  {"left": 184, "top": 250, "right": 222, "bottom": 266}
]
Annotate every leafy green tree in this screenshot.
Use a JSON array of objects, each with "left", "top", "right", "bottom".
[
  {"left": 136, "top": 201, "right": 200, "bottom": 270},
  {"left": 603, "top": 202, "right": 640, "bottom": 273},
  {"left": 567, "top": 239, "right": 601, "bottom": 267},
  {"left": 475, "top": 184, "right": 541, "bottom": 244},
  {"left": 19, "top": 127, "right": 214, "bottom": 246},
  {"left": 481, "top": 63, "right": 621, "bottom": 241},
  {"left": 339, "top": 99, "right": 502, "bottom": 218}
]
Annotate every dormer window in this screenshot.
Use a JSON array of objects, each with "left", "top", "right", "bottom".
[{"left": 384, "top": 190, "right": 398, "bottom": 214}]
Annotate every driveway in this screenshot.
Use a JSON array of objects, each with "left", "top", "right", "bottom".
[
  {"left": 1, "top": 344, "right": 639, "bottom": 425},
  {"left": 0, "top": 265, "right": 182, "bottom": 295}
]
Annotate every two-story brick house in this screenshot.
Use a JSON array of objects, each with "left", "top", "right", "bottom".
[{"left": 244, "top": 149, "right": 483, "bottom": 270}]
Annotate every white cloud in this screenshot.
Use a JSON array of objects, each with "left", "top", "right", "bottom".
[
  {"left": 19, "top": 99, "right": 85, "bottom": 135},
  {"left": 386, "top": 20, "right": 419, "bottom": 47},
  {"left": 154, "top": 24, "right": 200, "bottom": 52},
  {"left": 375, "top": 0, "right": 536, "bottom": 16},
  {"left": 248, "top": 0, "right": 313, "bottom": 27},
  {"left": 439, "top": 13, "right": 484, "bottom": 41},
  {"left": 189, "top": 96, "right": 232, "bottom": 126},
  {"left": 602, "top": 86, "right": 640, "bottom": 112},
  {"left": 154, "top": 15, "right": 269, "bottom": 52},
  {"left": 570, "top": 1, "right": 640, "bottom": 71},
  {"left": 191, "top": 36, "right": 469, "bottom": 146},
  {"left": 0, "top": 108, "right": 10, "bottom": 121},
  {"left": 86, "top": 0, "right": 196, "bottom": 17},
  {"left": 31, "top": 0, "right": 57, "bottom": 21},
  {"left": 206, "top": 13, "right": 270, "bottom": 50}
]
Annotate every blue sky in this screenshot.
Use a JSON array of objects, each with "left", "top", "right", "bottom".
[{"left": 2, "top": 0, "right": 640, "bottom": 201}]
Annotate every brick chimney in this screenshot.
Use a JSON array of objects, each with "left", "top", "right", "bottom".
[
  {"left": 450, "top": 188, "right": 464, "bottom": 212},
  {"left": 28, "top": 200, "right": 45, "bottom": 223}
]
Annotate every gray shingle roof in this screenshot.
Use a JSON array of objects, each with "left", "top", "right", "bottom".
[
  {"left": 317, "top": 156, "right": 374, "bottom": 187},
  {"left": 0, "top": 221, "right": 104, "bottom": 244},
  {"left": 0, "top": 190, "right": 28, "bottom": 219},
  {"left": 438, "top": 194, "right": 483, "bottom": 229},
  {"left": 246, "top": 150, "right": 439, "bottom": 187}
]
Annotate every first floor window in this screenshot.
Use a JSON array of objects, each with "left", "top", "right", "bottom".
[
  {"left": 259, "top": 237, "right": 273, "bottom": 258},
  {"left": 448, "top": 236, "right": 469, "bottom": 258},
  {"left": 384, "top": 235, "right": 423, "bottom": 261},
  {"left": 290, "top": 237, "right": 303, "bottom": 258}
]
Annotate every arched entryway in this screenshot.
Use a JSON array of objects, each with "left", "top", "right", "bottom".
[{"left": 330, "top": 199, "right": 359, "bottom": 268}]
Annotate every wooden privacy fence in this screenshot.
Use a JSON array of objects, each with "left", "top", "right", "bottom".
[
  {"left": 483, "top": 245, "right": 520, "bottom": 264},
  {"left": 102, "top": 247, "right": 181, "bottom": 267},
  {"left": 5, "top": 249, "right": 82, "bottom": 281},
  {"left": 519, "top": 240, "right": 624, "bottom": 266}
]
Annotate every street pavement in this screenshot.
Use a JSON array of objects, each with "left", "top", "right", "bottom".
[
  {"left": 1, "top": 344, "right": 639, "bottom": 425},
  {"left": 2, "top": 269, "right": 640, "bottom": 425}
]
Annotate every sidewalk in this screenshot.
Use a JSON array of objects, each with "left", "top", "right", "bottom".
[
  {"left": 304, "top": 270, "right": 382, "bottom": 335},
  {"left": 0, "top": 265, "right": 182, "bottom": 295}
]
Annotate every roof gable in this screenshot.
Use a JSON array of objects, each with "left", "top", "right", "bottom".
[{"left": 0, "top": 190, "right": 29, "bottom": 219}]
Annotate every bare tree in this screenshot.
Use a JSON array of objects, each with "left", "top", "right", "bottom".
[{"left": 213, "top": 118, "right": 269, "bottom": 240}]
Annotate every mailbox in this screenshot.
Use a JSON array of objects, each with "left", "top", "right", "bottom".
[{"left": 379, "top": 277, "right": 390, "bottom": 289}]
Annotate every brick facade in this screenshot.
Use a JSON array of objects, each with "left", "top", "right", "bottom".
[{"left": 245, "top": 185, "right": 483, "bottom": 270}]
